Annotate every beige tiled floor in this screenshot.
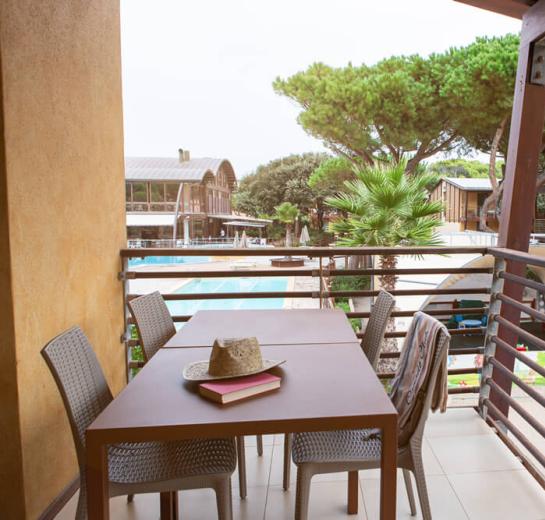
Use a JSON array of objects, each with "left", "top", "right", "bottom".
[{"left": 56, "top": 408, "right": 545, "bottom": 520}]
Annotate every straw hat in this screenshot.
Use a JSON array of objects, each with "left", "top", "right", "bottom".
[{"left": 183, "top": 337, "right": 285, "bottom": 381}]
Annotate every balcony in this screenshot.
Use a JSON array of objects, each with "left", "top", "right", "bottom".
[{"left": 64, "top": 244, "right": 543, "bottom": 519}]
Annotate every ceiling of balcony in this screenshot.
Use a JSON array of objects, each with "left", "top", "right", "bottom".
[{"left": 455, "top": 0, "right": 536, "bottom": 18}]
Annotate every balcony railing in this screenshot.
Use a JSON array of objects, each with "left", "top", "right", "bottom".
[{"left": 119, "top": 244, "right": 545, "bottom": 491}]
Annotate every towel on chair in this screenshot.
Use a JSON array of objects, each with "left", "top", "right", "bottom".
[{"left": 389, "top": 312, "right": 450, "bottom": 446}]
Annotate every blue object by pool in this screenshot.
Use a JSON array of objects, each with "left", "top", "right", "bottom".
[
  {"left": 128, "top": 256, "right": 209, "bottom": 267},
  {"left": 167, "top": 277, "right": 289, "bottom": 316}
]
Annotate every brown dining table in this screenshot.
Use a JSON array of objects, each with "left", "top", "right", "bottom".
[
  {"left": 164, "top": 308, "right": 359, "bottom": 347},
  {"left": 86, "top": 310, "right": 398, "bottom": 519}
]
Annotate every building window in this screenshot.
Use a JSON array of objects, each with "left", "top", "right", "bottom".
[
  {"left": 166, "top": 183, "right": 179, "bottom": 202},
  {"left": 132, "top": 182, "right": 147, "bottom": 202}
]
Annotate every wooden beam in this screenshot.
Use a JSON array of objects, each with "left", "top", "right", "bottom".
[
  {"left": 454, "top": 0, "right": 533, "bottom": 19},
  {"left": 493, "top": 1, "right": 545, "bottom": 417}
]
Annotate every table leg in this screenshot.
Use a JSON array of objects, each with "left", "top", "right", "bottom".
[
  {"left": 86, "top": 434, "right": 109, "bottom": 520},
  {"left": 380, "top": 421, "right": 397, "bottom": 520},
  {"left": 160, "top": 492, "right": 177, "bottom": 520},
  {"left": 347, "top": 471, "right": 358, "bottom": 514}
]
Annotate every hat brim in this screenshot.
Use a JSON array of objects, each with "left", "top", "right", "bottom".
[{"left": 183, "top": 358, "right": 285, "bottom": 381}]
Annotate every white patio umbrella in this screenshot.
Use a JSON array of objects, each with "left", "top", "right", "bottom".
[
  {"left": 299, "top": 225, "right": 310, "bottom": 246},
  {"left": 233, "top": 230, "right": 240, "bottom": 247},
  {"left": 240, "top": 230, "right": 248, "bottom": 248}
]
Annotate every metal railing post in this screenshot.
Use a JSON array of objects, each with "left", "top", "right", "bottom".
[
  {"left": 479, "top": 255, "right": 506, "bottom": 421},
  {"left": 119, "top": 256, "right": 132, "bottom": 382},
  {"left": 319, "top": 257, "right": 324, "bottom": 309}
]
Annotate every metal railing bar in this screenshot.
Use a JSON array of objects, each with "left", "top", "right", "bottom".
[
  {"left": 121, "top": 246, "right": 488, "bottom": 258},
  {"left": 127, "top": 269, "right": 317, "bottom": 279},
  {"left": 483, "top": 397, "right": 545, "bottom": 471},
  {"left": 484, "top": 415, "right": 545, "bottom": 491},
  {"left": 449, "top": 386, "right": 480, "bottom": 394},
  {"left": 378, "top": 366, "right": 479, "bottom": 379},
  {"left": 487, "top": 357, "right": 545, "bottom": 408},
  {"left": 489, "top": 247, "right": 545, "bottom": 269},
  {"left": 485, "top": 378, "right": 545, "bottom": 440},
  {"left": 499, "top": 271, "right": 545, "bottom": 293},
  {"left": 494, "top": 315, "right": 545, "bottom": 351},
  {"left": 347, "top": 308, "right": 487, "bottom": 319},
  {"left": 128, "top": 291, "right": 316, "bottom": 301},
  {"left": 490, "top": 335, "right": 545, "bottom": 378},
  {"left": 374, "top": 328, "right": 484, "bottom": 339},
  {"left": 324, "top": 288, "right": 490, "bottom": 298},
  {"left": 379, "top": 348, "right": 484, "bottom": 359},
  {"left": 124, "top": 266, "right": 493, "bottom": 280},
  {"left": 127, "top": 288, "right": 490, "bottom": 301},
  {"left": 495, "top": 293, "right": 544, "bottom": 322}
]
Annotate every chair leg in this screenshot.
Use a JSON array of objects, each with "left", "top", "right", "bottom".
[
  {"left": 76, "top": 474, "right": 87, "bottom": 520},
  {"left": 214, "top": 477, "right": 233, "bottom": 520},
  {"left": 402, "top": 469, "right": 417, "bottom": 516},
  {"left": 256, "top": 434, "right": 264, "bottom": 456},
  {"left": 236, "top": 436, "right": 247, "bottom": 499},
  {"left": 294, "top": 466, "right": 313, "bottom": 520},
  {"left": 411, "top": 443, "right": 432, "bottom": 520},
  {"left": 127, "top": 494, "right": 134, "bottom": 503},
  {"left": 283, "top": 433, "right": 292, "bottom": 490}
]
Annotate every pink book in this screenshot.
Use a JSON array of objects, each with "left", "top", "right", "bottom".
[{"left": 199, "top": 372, "right": 281, "bottom": 404}]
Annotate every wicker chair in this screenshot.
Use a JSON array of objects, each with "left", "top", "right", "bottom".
[
  {"left": 42, "top": 326, "right": 237, "bottom": 520},
  {"left": 281, "top": 290, "right": 395, "bottom": 491},
  {"left": 127, "top": 291, "right": 176, "bottom": 362},
  {"left": 128, "top": 290, "right": 261, "bottom": 499},
  {"left": 361, "top": 290, "right": 396, "bottom": 370},
  {"left": 291, "top": 316, "right": 450, "bottom": 520}
]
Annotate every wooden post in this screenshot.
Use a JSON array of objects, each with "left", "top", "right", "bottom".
[{"left": 494, "top": 0, "right": 545, "bottom": 416}]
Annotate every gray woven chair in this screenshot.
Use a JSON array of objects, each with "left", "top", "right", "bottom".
[
  {"left": 128, "top": 290, "right": 261, "bottom": 499},
  {"left": 281, "top": 290, "right": 395, "bottom": 491},
  {"left": 361, "top": 290, "right": 396, "bottom": 370},
  {"left": 42, "top": 326, "right": 236, "bottom": 520},
  {"left": 291, "top": 317, "right": 450, "bottom": 520},
  {"left": 127, "top": 291, "right": 176, "bottom": 362}
]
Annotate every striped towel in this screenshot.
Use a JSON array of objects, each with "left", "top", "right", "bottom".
[{"left": 389, "top": 312, "right": 449, "bottom": 446}]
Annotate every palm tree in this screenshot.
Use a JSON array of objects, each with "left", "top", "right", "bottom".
[
  {"left": 273, "top": 202, "right": 300, "bottom": 247},
  {"left": 326, "top": 160, "right": 443, "bottom": 361}
]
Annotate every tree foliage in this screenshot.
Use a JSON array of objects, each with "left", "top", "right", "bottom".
[
  {"left": 441, "top": 34, "right": 519, "bottom": 157},
  {"left": 273, "top": 34, "right": 520, "bottom": 175},
  {"left": 273, "top": 202, "right": 300, "bottom": 247},
  {"left": 232, "top": 153, "right": 328, "bottom": 218},
  {"left": 308, "top": 156, "right": 356, "bottom": 195},
  {"left": 428, "top": 159, "right": 502, "bottom": 179},
  {"left": 327, "top": 160, "right": 443, "bottom": 251}
]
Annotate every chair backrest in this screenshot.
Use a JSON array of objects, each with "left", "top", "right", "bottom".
[
  {"left": 128, "top": 291, "right": 176, "bottom": 362},
  {"left": 389, "top": 312, "right": 450, "bottom": 446},
  {"left": 361, "top": 290, "right": 395, "bottom": 370},
  {"left": 41, "top": 326, "right": 113, "bottom": 468}
]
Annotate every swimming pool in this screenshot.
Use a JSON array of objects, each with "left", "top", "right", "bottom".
[
  {"left": 128, "top": 256, "right": 209, "bottom": 267},
  {"left": 167, "top": 277, "right": 289, "bottom": 315}
]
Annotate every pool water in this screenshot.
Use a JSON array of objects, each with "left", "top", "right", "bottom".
[
  {"left": 167, "top": 277, "right": 288, "bottom": 315},
  {"left": 128, "top": 256, "right": 209, "bottom": 267}
]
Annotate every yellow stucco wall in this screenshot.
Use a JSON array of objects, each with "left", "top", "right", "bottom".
[
  {"left": 0, "top": 1, "right": 126, "bottom": 517},
  {"left": 0, "top": 58, "right": 27, "bottom": 518}
]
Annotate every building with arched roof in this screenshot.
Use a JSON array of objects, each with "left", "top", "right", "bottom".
[{"left": 125, "top": 149, "right": 269, "bottom": 241}]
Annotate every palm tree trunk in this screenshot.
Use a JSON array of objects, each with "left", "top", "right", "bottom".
[
  {"left": 285, "top": 224, "right": 292, "bottom": 247},
  {"left": 377, "top": 254, "right": 398, "bottom": 372}
]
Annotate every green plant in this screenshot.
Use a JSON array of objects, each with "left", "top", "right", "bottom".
[
  {"left": 327, "top": 160, "right": 443, "bottom": 292},
  {"left": 273, "top": 201, "right": 300, "bottom": 247}
]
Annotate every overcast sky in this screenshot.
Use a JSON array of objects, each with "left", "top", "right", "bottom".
[{"left": 120, "top": 0, "right": 521, "bottom": 178}]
